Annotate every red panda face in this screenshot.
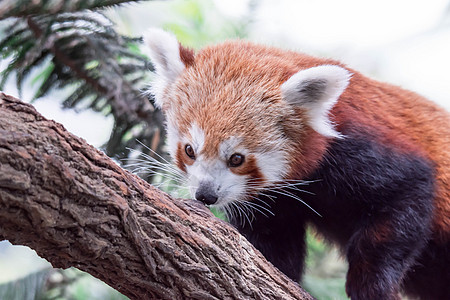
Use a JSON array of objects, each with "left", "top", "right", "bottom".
[
  {"left": 167, "top": 122, "right": 291, "bottom": 208},
  {"left": 163, "top": 80, "right": 292, "bottom": 208},
  {"left": 144, "top": 29, "right": 350, "bottom": 209}
]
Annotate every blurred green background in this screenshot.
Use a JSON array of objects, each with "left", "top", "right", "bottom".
[{"left": 1, "top": 0, "right": 449, "bottom": 299}]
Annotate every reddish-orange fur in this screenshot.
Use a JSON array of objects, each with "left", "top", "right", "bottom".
[
  {"left": 334, "top": 75, "right": 450, "bottom": 242},
  {"left": 170, "top": 41, "right": 449, "bottom": 244},
  {"left": 175, "top": 142, "right": 192, "bottom": 172},
  {"left": 231, "top": 154, "right": 266, "bottom": 184}
]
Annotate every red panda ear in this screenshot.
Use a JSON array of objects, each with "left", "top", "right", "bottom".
[
  {"left": 143, "top": 28, "right": 194, "bottom": 109},
  {"left": 179, "top": 44, "right": 195, "bottom": 67},
  {"left": 281, "top": 65, "right": 351, "bottom": 138}
]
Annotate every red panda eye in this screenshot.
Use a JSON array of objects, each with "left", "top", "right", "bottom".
[
  {"left": 185, "top": 144, "right": 195, "bottom": 159},
  {"left": 228, "top": 153, "right": 245, "bottom": 168}
]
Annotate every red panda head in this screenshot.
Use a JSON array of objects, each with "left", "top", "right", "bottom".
[{"left": 144, "top": 29, "right": 350, "bottom": 208}]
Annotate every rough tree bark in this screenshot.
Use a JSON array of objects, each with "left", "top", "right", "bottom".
[{"left": 0, "top": 92, "right": 312, "bottom": 300}]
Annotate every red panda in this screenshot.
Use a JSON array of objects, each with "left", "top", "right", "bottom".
[{"left": 143, "top": 28, "right": 450, "bottom": 300}]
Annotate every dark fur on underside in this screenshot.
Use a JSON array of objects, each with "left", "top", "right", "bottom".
[{"left": 231, "top": 126, "right": 449, "bottom": 300}]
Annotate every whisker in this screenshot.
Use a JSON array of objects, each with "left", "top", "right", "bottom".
[
  {"left": 125, "top": 146, "right": 182, "bottom": 173},
  {"left": 263, "top": 185, "right": 315, "bottom": 196},
  {"left": 243, "top": 197, "right": 274, "bottom": 216},
  {"left": 224, "top": 200, "right": 251, "bottom": 229},
  {"left": 134, "top": 140, "right": 173, "bottom": 165},
  {"left": 254, "top": 191, "right": 277, "bottom": 203},
  {"left": 125, "top": 157, "right": 183, "bottom": 177},
  {"left": 236, "top": 202, "right": 254, "bottom": 229},
  {"left": 131, "top": 169, "right": 183, "bottom": 183},
  {"left": 131, "top": 166, "right": 184, "bottom": 181},
  {"left": 239, "top": 199, "right": 271, "bottom": 218},
  {"left": 269, "top": 189, "right": 321, "bottom": 217},
  {"left": 124, "top": 160, "right": 176, "bottom": 171},
  {"left": 232, "top": 202, "right": 246, "bottom": 227},
  {"left": 123, "top": 143, "right": 190, "bottom": 198}
]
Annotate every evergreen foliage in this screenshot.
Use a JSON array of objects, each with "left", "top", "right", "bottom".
[
  {"left": 0, "top": 0, "right": 141, "bottom": 19},
  {"left": 0, "top": 0, "right": 165, "bottom": 166}
]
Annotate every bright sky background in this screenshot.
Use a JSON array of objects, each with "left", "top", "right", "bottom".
[{"left": 217, "top": 0, "right": 450, "bottom": 111}]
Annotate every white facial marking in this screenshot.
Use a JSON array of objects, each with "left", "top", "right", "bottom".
[
  {"left": 166, "top": 117, "right": 180, "bottom": 159},
  {"left": 254, "top": 148, "right": 288, "bottom": 184},
  {"left": 282, "top": 65, "right": 351, "bottom": 138},
  {"left": 188, "top": 123, "right": 205, "bottom": 155},
  {"left": 183, "top": 135, "right": 247, "bottom": 207},
  {"left": 186, "top": 158, "right": 246, "bottom": 207},
  {"left": 219, "top": 136, "right": 246, "bottom": 160},
  {"left": 182, "top": 133, "right": 289, "bottom": 209}
]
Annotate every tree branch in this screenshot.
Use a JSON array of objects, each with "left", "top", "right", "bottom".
[
  {"left": 0, "top": 0, "right": 143, "bottom": 19},
  {"left": 0, "top": 92, "right": 312, "bottom": 300},
  {"left": 25, "top": 16, "right": 109, "bottom": 96}
]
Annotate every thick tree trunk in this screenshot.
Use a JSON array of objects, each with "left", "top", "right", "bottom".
[{"left": 0, "top": 92, "right": 312, "bottom": 300}]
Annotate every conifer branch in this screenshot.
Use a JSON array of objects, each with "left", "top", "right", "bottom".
[
  {"left": 0, "top": 0, "right": 144, "bottom": 19},
  {"left": 0, "top": 5, "right": 165, "bottom": 169}
]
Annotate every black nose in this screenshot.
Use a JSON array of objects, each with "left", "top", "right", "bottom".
[{"left": 195, "top": 185, "right": 218, "bottom": 205}]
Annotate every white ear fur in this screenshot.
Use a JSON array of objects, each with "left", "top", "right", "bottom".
[
  {"left": 281, "top": 65, "right": 351, "bottom": 138},
  {"left": 143, "top": 28, "right": 185, "bottom": 109}
]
